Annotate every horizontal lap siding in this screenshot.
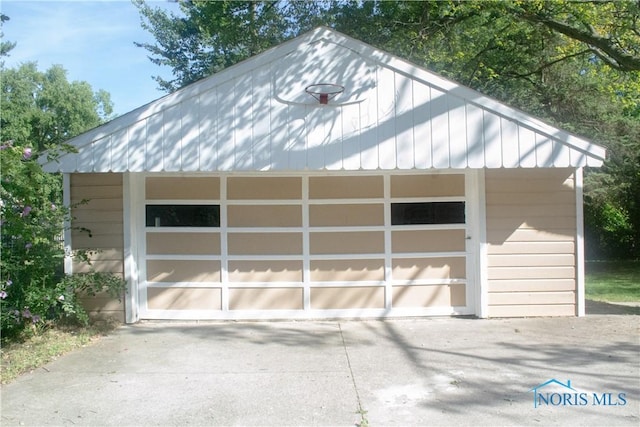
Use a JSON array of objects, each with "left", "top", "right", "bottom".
[
  {"left": 70, "top": 173, "right": 125, "bottom": 321},
  {"left": 485, "top": 169, "right": 577, "bottom": 317}
]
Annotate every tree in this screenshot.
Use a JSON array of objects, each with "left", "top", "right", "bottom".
[
  {"left": 1, "top": 141, "right": 126, "bottom": 338},
  {"left": 133, "top": 0, "right": 327, "bottom": 92},
  {"left": 0, "top": 30, "right": 122, "bottom": 338},
  {"left": 0, "top": 14, "right": 17, "bottom": 65},
  {"left": 511, "top": 0, "right": 640, "bottom": 72},
  {"left": 1, "top": 63, "right": 114, "bottom": 152},
  {"left": 1, "top": 142, "right": 71, "bottom": 334}
]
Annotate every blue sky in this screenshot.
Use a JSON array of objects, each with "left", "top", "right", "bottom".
[{"left": 2, "top": 0, "right": 180, "bottom": 115}]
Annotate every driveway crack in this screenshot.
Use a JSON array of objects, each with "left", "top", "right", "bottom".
[{"left": 338, "top": 322, "right": 368, "bottom": 426}]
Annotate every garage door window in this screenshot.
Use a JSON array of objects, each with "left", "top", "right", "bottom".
[
  {"left": 146, "top": 205, "right": 220, "bottom": 227},
  {"left": 391, "top": 202, "right": 465, "bottom": 225}
]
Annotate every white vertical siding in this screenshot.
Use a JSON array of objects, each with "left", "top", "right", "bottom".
[
  {"left": 54, "top": 67, "right": 603, "bottom": 173},
  {"left": 395, "top": 73, "right": 414, "bottom": 169},
  {"left": 466, "top": 103, "right": 485, "bottom": 168},
  {"left": 377, "top": 66, "right": 397, "bottom": 169},
  {"left": 77, "top": 137, "right": 94, "bottom": 172},
  {"left": 412, "top": 83, "right": 432, "bottom": 169},
  {"left": 501, "top": 119, "right": 519, "bottom": 168},
  {"left": 111, "top": 128, "right": 129, "bottom": 171},
  {"left": 430, "top": 88, "right": 450, "bottom": 168},
  {"left": 44, "top": 29, "right": 605, "bottom": 174},
  {"left": 483, "top": 110, "right": 502, "bottom": 168},
  {"left": 181, "top": 97, "right": 200, "bottom": 172},
  {"left": 553, "top": 140, "right": 572, "bottom": 167},
  {"left": 270, "top": 101, "right": 289, "bottom": 169},
  {"left": 146, "top": 112, "right": 163, "bottom": 172},
  {"left": 448, "top": 95, "right": 467, "bottom": 168},
  {"left": 307, "top": 108, "right": 326, "bottom": 169},
  {"left": 535, "top": 133, "right": 553, "bottom": 167},
  {"left": 518, "top": 125, "right": 537, "bottom": 168},
  {"left": 288, "top": 112, "right": 307, "bottom": 170},
  {"left": 217, "top": 79, "right": 235, "bottom": 171},
  {"left": 199, "top": 89, "right": 218, "bottom": 171},
  {"left": 93, "top": 135, "right": 110, "bottom": 172},
  {"left": 235, "top": 72, "right": 254, "bottom": 170},
  {"left": 128, "top": 119, "right": 146, "bottom": 171},
  {"left": 360, "top": 69, "right": 379, "bottom": 170},
  {"left": 341, "top": 103, "right": 362, "bottom": 170},
  {"left": 253, "top": 67, "right": 272, "bottom": 170},
  {"left": 163, "top": 104, "right": 182, "bottom": 171}
]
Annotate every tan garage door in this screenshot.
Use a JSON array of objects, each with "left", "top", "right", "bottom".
[{"left": 140, "top": 173, "right": 472, "bottom": 319}]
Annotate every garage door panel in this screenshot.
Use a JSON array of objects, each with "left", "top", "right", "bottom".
[
  {"left": 311, "top": 287, "right": 384, "bottom": 309},
  {"left": 310, "top": 259, "right": 385, "bottom": 282},
  {"left": 228, "top": 260, "right": 303, "bottom": 282},
  {"left": 227, "top": 205, "right": 302, "bottom": 227},
  {"left": 146, "top": 260, "right": 221, "bottom": 282},
  {"left": 309, "top": 176, "right": 383, "bottom": 199},
  {"left": 146, "top": 233, "right": 220, "bottom": 255},
  {"left": 147, "top": 287, "right": 222, "bottom": 310},
  {"left": 228, "top": 233, "right": 303, "bottom": 255},
  {"left": 146, "top": 177, "right": 220, "bottom": 200},
  {"left": 392, "top": 257, "right": 466, "bottom": 280},
  {"left": 229, "top": 288, "right": 303, "bottom": 310},
  {"left": 310, "top": 232, "right": 384, "bottom": 254},
  {"left": 391, "top": 174, "right": 465, "bottom": 197},
  {"left": 227, "top": 177, "right": 301, "bottom": 199},
  {"left": 309, "top": 204, "right": 384, "bottom": 226},
  {"left": 392, "top": 284, "right": 466, "bottom": 308},
  {"left": 392, "top": 229, "right": 466, "bottom": 253}
]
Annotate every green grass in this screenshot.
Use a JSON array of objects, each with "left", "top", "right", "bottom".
[
  {"left": 585, "top": 260, "right": 640, "bottom": 302},
  {"left": 0, "top": 321, "right": 119, "bottom": 384}
]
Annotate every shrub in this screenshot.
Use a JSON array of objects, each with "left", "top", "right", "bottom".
[{"left": 0, "top": 141, "right": 125, "bottom": 340}]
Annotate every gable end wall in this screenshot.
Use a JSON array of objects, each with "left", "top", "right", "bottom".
[
  {"left": 70, "top": 173, "right": 125, "bottom": 321},
  {"left": 485, "top": 168, "right": 577, "bottom": 317}
]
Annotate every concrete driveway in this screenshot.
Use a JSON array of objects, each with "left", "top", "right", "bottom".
[{"left": 1, "top": 309, "right": 638, "bottom": 426}]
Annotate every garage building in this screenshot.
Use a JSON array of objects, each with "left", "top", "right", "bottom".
[{"left": 43, "top": 27, "right": 606, "bottom": 322}]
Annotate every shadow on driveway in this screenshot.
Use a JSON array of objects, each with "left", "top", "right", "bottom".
[
  {"left": 586, "top": 299, "right": 640, "bottom": 315},
  {"left": 1, "top": 314, "right": 638, "bottom": 426}
]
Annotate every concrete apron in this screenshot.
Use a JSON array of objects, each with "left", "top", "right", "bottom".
[{"left": 1, "top": 315, "right": 638, "bottom": 426}]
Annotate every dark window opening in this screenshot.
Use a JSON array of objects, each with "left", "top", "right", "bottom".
[
  {"left": 146, "top": 205, "right": 220, "bottom": 227},
  {"left": 391, "top": 202, "right": 465, "bottom": 225}
]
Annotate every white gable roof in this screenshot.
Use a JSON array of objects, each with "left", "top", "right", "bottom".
[{"left": 43, "top": 27, "right": 605, "bottom": 173}]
